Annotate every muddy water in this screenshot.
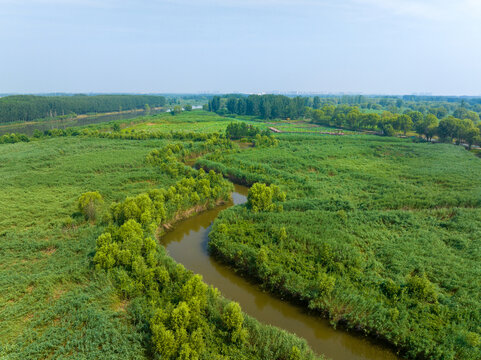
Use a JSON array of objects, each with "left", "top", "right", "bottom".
[{"left": 161, "top": 184, "right": 401, "bottom": 360}]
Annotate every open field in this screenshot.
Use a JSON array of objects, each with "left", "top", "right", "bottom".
[{"left": 0, "top": 137, "right": 173, "bottom": 358}]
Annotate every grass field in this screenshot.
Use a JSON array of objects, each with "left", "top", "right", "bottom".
[
  {"left": 103, "top": 111, "right": 258, "bottom": 134},
  {"left": 120, "top": 111, "right": 355, "bottom": 135},
  {"left": 0, "top": 137, "right": 173, "bottom": 358},
  {"left": 203, "top": 135, "right": 481, "bottom": 360},
  {"left": 92, "top": 110, "right": 341, "bottom": 136}
]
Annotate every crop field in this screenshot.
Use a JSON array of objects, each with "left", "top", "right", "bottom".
[{"left": 203, "top": 135, "right": 481, "bottom": 360}]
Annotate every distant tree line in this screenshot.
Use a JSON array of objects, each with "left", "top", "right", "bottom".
[
  {"left": 307, "top": 105, "right": 481, "bottom": 148},
  {"left": 208, "top": 95, "right": 307, "bottom": 120},
  {"left": 207, "top": 94, "right": 481, "bottom": 148},
  {"left": 209, "top": 94, "right": 481, "bottom": 123},
  {"left": 0, "top": 95, "right": 166, "bottom": 123},
  {"left": 307, "top": 95, "right": 481, "bottom": 117}
]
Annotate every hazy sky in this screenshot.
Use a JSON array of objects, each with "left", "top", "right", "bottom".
[{"left": 1, "top": 0, "right": 480, "bottom": 95}]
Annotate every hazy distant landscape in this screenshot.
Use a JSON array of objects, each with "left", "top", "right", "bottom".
[
  {"left": 2, "top": 1, "right": 480, "bottom": 359},
  {"left": 0, "top": 93, "right": 480, "bottom": 360}
]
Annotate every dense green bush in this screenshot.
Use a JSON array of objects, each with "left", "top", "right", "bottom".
[
  {"left": 254, "top": 133, "right": 279, "bottom": 148},
  {"left": 225, "top": 122, "right": 260, "bottom": 139},
  {"left": 0, "top": 133, "right": 30, "bottom": 144},
  {"left": 77, "top": 191, "right": 104, "bottom": 221},
  {"left": 247, "top": 183, "right": 286, "bottom": 212}
]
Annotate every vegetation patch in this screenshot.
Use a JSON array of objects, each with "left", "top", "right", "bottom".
[{"left": 207, "top": 135, "right": 481, "bottom": 360}]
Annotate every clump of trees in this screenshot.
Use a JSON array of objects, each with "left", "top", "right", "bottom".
[
  {"left": 247, "top": 183, "right": 286, "bottom": 212},
  {"left": 253, "top": 133, "right": 279, "bottom": 148},
  {"left": 406, "top": 273, "right": 438, "bottom": 303},
  {"left": 150, "top": 276, "right": 210, "bottom": 359},
  {"left": 209, "top": 95, "right": 307, "bottom": 120},
  {"left": 146, "top": 143, "right": 194, "bottom": 177},
  {"left": 225, "top": 122, "right": 260, "bottom": 139},
  {"left": 171, "top": 105, "right": 183, "bottom": 116},
  {"left": 102, "top": 169, "right": 232, "bottom": 240},
  {"left": 0, "top": 133, "right": 30, "bottom": 144},
  {"left": 222, "top": 301, "right": 247, "bottom": 343},
  {"left": 146, "top": 137, "right": 235, "bottom": 176},
  {"left": 224, "top": 122, "right": 279, "bottom": 147}
]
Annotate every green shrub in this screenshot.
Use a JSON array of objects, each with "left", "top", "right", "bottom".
[
  {"left": 406, "top": 274, "right": 438, "bottom": 303},
  {"left": 247, "top": 183, "right": 286, "bottom": 212},
  {"left": 222, "top": 302, "right": 247, "bottom": 343},
  {"left": 77, "top": 191, "right": 104, "bottom": 221}
]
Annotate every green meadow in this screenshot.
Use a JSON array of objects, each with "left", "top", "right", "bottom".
[
  {"left": 0, "top": 137, "right": 171, "bottom": 358},
  {"left": 203, "top": 135, "right": 481, "bottom": 360}
]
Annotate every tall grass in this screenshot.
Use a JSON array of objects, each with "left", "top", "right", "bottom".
[{"left": 206, "top": 135, "right": 481, "bottom": 360}]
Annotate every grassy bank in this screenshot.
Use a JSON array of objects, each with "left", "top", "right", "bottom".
[{"left": 206, "top": 135, "right": 481, "bottom": 360}]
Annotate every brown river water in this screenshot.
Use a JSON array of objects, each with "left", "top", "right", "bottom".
[{"left": 161, "top": 184, "right": 401, "bottom": 360}]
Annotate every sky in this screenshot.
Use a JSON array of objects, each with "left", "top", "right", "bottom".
[{"left": 0, "top": 0, "right": 480, "bottom": 95}]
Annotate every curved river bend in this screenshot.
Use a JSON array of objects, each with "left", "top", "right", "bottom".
[{"left": 161, "top": 185, "right": 401, "bottom": 360}]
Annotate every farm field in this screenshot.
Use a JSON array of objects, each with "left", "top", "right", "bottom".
[{"left": 202, "top": 135, "right": 481, "bottom": 360}]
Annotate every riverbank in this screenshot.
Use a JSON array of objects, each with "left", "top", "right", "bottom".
[
  {"left": 199, "top": 135, "right": 481, "bottom": 360},
  {"left": 0, "top": 107, "right": 166, "bottom": 136},
  {"left": 161, "top": 184, "right": 401, "bottom": 360}
]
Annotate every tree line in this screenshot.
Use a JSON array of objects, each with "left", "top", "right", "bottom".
[
  {"left": 208, "top": 94, "right": 481, "bottom": 121},
  {"left": 207, "top": 94, "right": 481, "bottom": 148},
  {"left": 0, "top": 94, "right": 166, "bottom": 123},
  {"left": 307, "top": 105, "right": 481, "bottom": 148},
  {"left": 208, "top": 95, "right": 307, "bottom": 120},
  {"left": 0, "top": 126, "right": 230, "bottom": 145}
]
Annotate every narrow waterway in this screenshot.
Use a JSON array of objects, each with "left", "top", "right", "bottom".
[
  {"left": 0, "top": 105, "right": 205, "bottom": 136},
  {"left": 0, "top": 108, "right": 166, "bottom": 136},
  {"left": 161, "top": 184, "right": 401, "bottom": 360}
]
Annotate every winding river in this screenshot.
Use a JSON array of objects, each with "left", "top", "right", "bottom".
[{"left": 161, "top": 185, "right": 401, "bottom": 360}]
